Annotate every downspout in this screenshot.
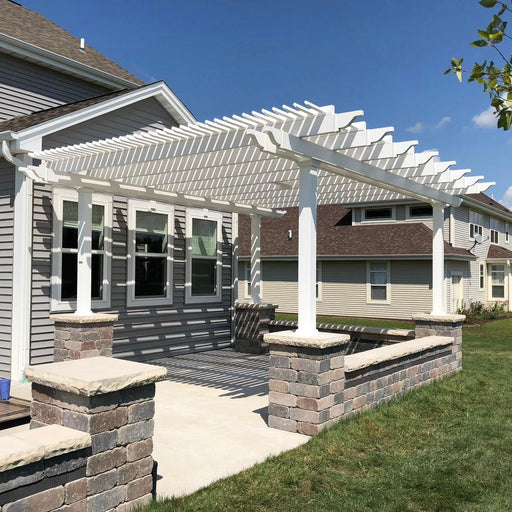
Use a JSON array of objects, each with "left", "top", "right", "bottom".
[{"left": 0, "top": 135, "right": 34, "bottom": 381}]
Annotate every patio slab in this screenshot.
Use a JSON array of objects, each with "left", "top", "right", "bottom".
[{"left": 151, "top": 349, "right": 309, "bottom": 497}]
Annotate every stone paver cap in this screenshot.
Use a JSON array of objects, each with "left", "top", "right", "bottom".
[{"left": 24, "top": 356, "right": 167, "bottom": 396}]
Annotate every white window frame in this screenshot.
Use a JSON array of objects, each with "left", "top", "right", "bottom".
[
  {"left": 469, "top": 210, "right": 484, "bottom": 241},
  {"left": 127, "top": 199, "right": 174, "bottom": 307},
  {"left": 243, "top": 261, "right": 251, "bottom": 299},
  {"left": 490, "top": 218, "right": 500, "bottom": 245},
  {"left": 51, "top": 187, "right": 112, "bottom": 312},
  {"left": 366, "top": 261, "right": 391, "bottom": 304},
  {"left": 361, "top": 206, "right": 395, "bottom": 223},
  {"left": 405, "top": 204, "right": 433, "bottom": 220},
  {"left": 316, "top": 261, "right": 323, "bottom": 302},
  {"left": 479, "top": 263, "right": 485, "bottom": 291},
  {"left": 489, "top": 264, "right": 506, "bottom": 300},
  {"left": 506, "top": 223, "right": 510, "bottom": 244},
  {"left": 185, "top": 208, "right": 223, "bottom": 304}
]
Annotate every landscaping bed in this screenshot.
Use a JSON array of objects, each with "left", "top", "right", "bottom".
[{"left": 144, "top": 318, "right": 512, "bottom": 511}]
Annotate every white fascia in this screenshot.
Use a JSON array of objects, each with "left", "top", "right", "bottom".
[
  {"left": 0, "top": 33, "right": 139, "bottom": 90},
  {"left": 16, "top": 82, "right": 196, "bottom": 146}
]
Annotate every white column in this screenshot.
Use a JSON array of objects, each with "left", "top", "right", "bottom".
[
  {"left": 432, "top": 202, "right": 446, "bottom": 315},
  {"left": 297, "top": 161, "right": 319, "bottom": 336},
  {"left": 250, "top": 214, "right": 261, "bottom": 305},
  {"left": 76, "top": 188, "right": 93, "bottom": 315}
]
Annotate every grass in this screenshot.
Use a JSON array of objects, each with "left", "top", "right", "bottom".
[
  {"left": 276, "top": 313, "right": 415, "bottom": 330},
  {"left": 144, "top": 319, "right": 512, "bottom": 512}
]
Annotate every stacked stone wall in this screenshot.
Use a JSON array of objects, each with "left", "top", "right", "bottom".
[{"left": 234, "top": 303, "right": 277, "bottom": 354}]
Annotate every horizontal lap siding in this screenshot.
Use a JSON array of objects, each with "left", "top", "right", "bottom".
[
  {"left": 250, "top": 260, "right": 433, "bottom": 320},
  {"left": 29, "top": 191, "right": 233, "bottom": 364},
  {"left": 0, "top": 53, "right": 108, "bottom": 120},
  {"left": 0, "top": 161, "right": 14, "bottom": 377}
]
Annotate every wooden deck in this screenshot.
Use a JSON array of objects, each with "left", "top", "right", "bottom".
[{"left": 0, "top": 397, "right": 30, "bottom": 428}]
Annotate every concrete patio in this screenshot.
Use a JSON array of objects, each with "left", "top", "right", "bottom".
[
  {"left": 151, "top": 349, "right": 308, "bottom": 497},
  {"left": 1, "top": 349, "right": 308, "bottom": 498}
]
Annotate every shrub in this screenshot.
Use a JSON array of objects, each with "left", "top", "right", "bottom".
[{"left": 456, "top": 301, "right": 510, "bottom": 323}]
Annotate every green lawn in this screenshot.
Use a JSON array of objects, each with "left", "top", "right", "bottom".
[
  {"left": 145, "top": 319, "right": 512, "bottom": 512},
  {"left": 276, "top": 313, "right": 415, "bottom": 330}
]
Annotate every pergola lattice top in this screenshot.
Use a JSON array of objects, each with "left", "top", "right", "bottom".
[{"left": 28, "top": 101, "right": 493, "bottom": 214}]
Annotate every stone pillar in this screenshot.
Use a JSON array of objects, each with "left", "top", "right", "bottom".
[
  {"left": 24, "top": 356, "right": 167, "bottom": 511},
  {"left": 234, "top": 302, "right": 277, "bottom": 354},
  {"left": 412, "top": 313, "right": 465, "bottom": 372},
  {"left": 51, "top": 313, "right": 118, "bottom": 362},
  {"left": 264, "top": 330, "right": 349, "bottom": 436}
]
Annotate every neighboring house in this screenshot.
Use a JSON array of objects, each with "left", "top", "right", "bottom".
[
  {"left": 0, "top": 0, "right": 233, "bottom": 379},
  {"left": 238, "top": 195, "right": 512, "bottom": 319}
]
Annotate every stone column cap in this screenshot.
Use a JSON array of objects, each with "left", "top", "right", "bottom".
[
  {"left": 0, "top": 424, "right": 91, "bottom": 472},
  {"left": 412, "top": 313, "right": 466, "bottom": 323},
  {"left": 50, "top": 313, "right": 119, "bottom": 323},
  {"left": 25, "top": 357, "right": 167, "bottom": 396},
  {"left": 264, "top": 330, "right": 349, "bottom": 349}
]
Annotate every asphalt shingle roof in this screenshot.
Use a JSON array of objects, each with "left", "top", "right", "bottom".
[
  {"left": 465, "top": 193, "right": 512, "bottom": 215},
  {"left": 239, "top": 205, "right": 472, "bottom": 259},
  {"left": 487, "top": 245, "right": 512, "bottom": 259},
  {"left": 0, "top": 0, "right": 143, "bottom": 85}
]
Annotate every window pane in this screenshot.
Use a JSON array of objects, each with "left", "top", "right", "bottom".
[
  {"left": 371, "top": 272, "right": 387, "bottom": 285},
  {"left": 192, "top": 219, "right": 217, "bottom": 256},
  {"left": 63, "top": 200, "right": 78, "bottom": 249},
  {"left": 61, "top": 252, "right": 77, "bottom": 300},
  {"left": 409, "top": 205, "right": 433, "bottom": 217},
  {"left": 492, "top": 285, "right": 505, "bottom": 298},
  {"left": 136, "top": 211, "right": 167, "bottom": 254},
  {"left": 92, "top": 205, "right": 104, "bottom": 250},
  {"left": 63, "top": 201, "right": 104, "bottom": 250},
  {"left": 370, "top": 262, "right": 387, "bottom": 272},
  {"left": 371, "top": 286, "right": 387, "bottom": 301},
  {"left": 192, "top": 258, "right": 216, "bottom": 295},
  {"left": 91, "top": 253, "right": 103, "bottom": 300},
  {"left": 365, "top": 208, "right": 392, "bottom": 220},
  {"left": 135, "top": 256, "right": 166, "bottom": 297}
]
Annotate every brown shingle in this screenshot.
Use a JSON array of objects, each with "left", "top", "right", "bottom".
[
  {"left": 239, "top": 205, "right": 472, "bottom": 258},
  {"left": 487, "top": 245, "right": 512, "bottom": 259},
  {"left": 465, "top": 193, "right": 512, "bottom": 215},
  {"left": 0, "top": 0, "right": 143, "bottom": 85}
]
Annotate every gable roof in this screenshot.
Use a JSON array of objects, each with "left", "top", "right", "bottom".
[
  {"left": 465, "top": 192, "right": 512, "bottom": 215},
  {"left": 487, "top": 245, "right": 512, "bottom": 259},
  {"left": 0, "top": 0, "right": 143, "bottom": 87},
  {"left": 238, "top": 205, "right": 473, "bottom": 259},
  {"left": 0, "top": 88, "right": 133, "bottom": 133}
]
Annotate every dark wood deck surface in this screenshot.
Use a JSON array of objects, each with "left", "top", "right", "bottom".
[{"left": 0, "top": 397, "right": 30, "bottom": 427}]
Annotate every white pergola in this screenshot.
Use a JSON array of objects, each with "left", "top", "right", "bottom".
[{"left": 23, "top": 101, "right": 492, "bottom": 336}]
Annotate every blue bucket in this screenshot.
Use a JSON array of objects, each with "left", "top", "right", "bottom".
[{"left": 0, "top": 378, "right": 10, "bottom": 400}]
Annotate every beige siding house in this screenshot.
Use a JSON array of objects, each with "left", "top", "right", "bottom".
[{"left": 238, "top": 197, "right": 512, "bottom": 320}]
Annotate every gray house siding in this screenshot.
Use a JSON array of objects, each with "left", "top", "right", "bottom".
[
  {"left": 0, "top": 160, "right": 14, "bottom": 377},
  {"left": 0, "top": 53, "right": 109, "bottom": 121},
  {"left": 42, "top": 98, "right": 178, "bottom": 150},
  {"left": 29, "top": 187, "right": 232, "bottom": 364}
]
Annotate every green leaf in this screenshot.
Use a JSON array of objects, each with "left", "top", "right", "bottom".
[
  {"left": 478, "top": 29, "right": 490, "bottom": 40},
  {"left": 471, "top": 39, "right": 489, "bottom": 47},
  {"left": 479, "top": 0, "right": 498, "bottom": 7}
]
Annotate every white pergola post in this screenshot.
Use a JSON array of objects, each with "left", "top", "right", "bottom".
[
  {"left": 76, "top": 187, "right": 93, "bottom": 315},
  {"left": 297, "top": 161, "right": 319, "bottom": 336},
  {"left": 250, "top": 214, "right": 262, "bottom": 304},
  {"left": 432, "top": 202, "right": 446, "bottom": 315}
]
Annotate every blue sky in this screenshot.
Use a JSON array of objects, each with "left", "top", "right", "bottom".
[{"left": 21, "top": 0, "right": 512, "bottom": 206}]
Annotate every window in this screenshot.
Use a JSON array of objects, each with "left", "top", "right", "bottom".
[
  {"left": 490, "top": 218, "right": 499, "bottom": 244},
  {"left": 316, "top": 261, "right": 322, "bottom": 301},
  {"left": 469, "top": 210, "right": 483, "bottom": 240},
  {"left": 51, "top": 188, "right": 112, "bottom": 311},
  {"left": 186, "top": 209, "right": 222, "bottom": 303},
  {"left": 506, "top": 223, "right": 510, "bottom": 244},
  {"left": 244, "top": 262, "right": 251, "bottom": 299},
  {"left": 362, "top": 207, "right": 394, "bottom": 222},
  {"left": 490, "top": 264, "right": 505, "bottom": 299},
  {"left": 367, "top": 261, "right": 390, "bottom": 303},
  {"left": 127, "top": 199, "right": 174, "bottom": 307},
  {"left": 408, "top": 204, "right": 433, "bottom": 218},
  {"left": 479, "top": 264, "right": 485, "bottom": 290}
]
